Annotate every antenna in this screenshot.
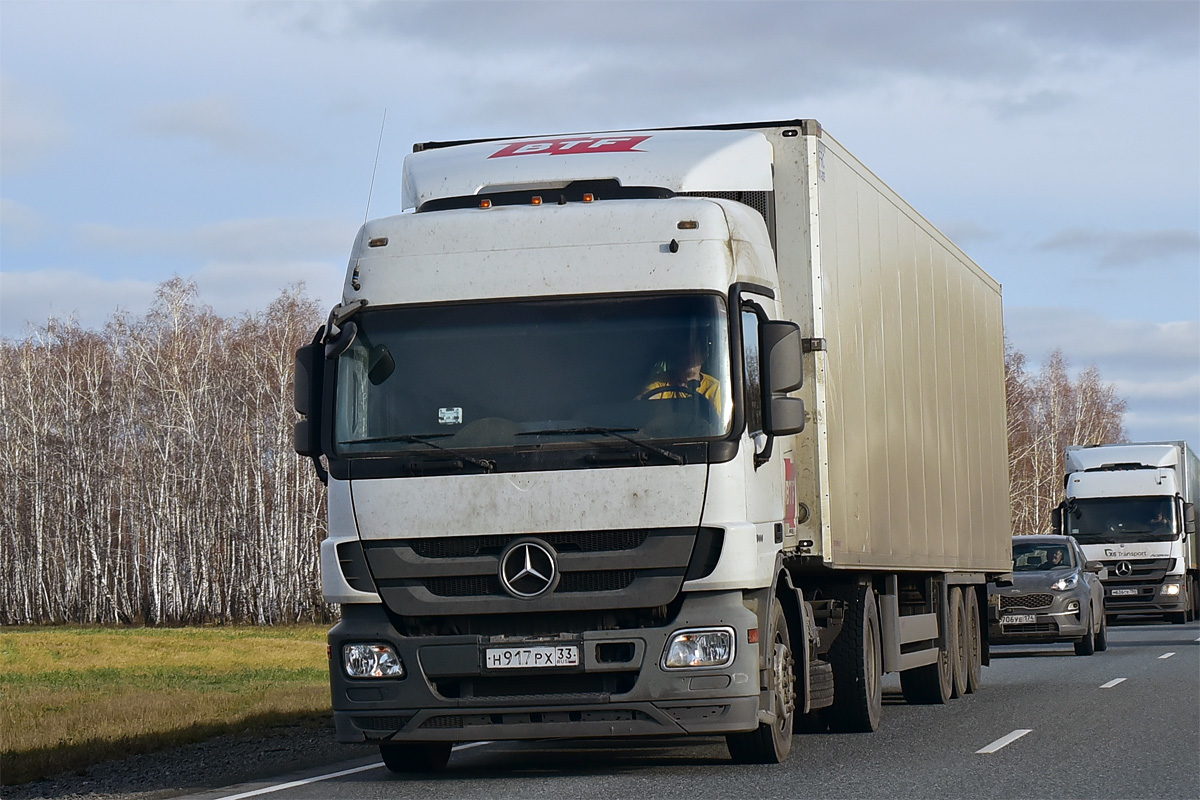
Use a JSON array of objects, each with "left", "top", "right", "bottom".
[{"left": 364, "top": 108, "right": 387, "bottom": 226}]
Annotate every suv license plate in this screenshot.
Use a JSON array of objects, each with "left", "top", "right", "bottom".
[
  {"left": 485, "top": 645, "right": 580, "bottom": 670},
  {"left": 1001, "top": 614, "right": 1036, "bottom": 625}
]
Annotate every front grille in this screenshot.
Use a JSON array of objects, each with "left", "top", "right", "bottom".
[
  {"left": 999, "top": 623, "right": 1057, "bottom": 634},
  {"left": 412, "top": 530, "right": 648, "bottom": 559},
  {"left": 365, "top": 527, "right": 709, "bottom": 619},
  {"left": 1001, "top": 594, "right": 1054, "bottom": 611},
  {"left": 351, "top": 715, "right": 412, "bottom": 732}
]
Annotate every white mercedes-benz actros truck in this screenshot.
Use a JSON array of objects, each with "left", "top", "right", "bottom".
[
  {"left": 1056, "top": 441, "right": 1200, "bottom": 623},
  {"left": 294, "top": 120, "right": 1013, "bottom": 771}
]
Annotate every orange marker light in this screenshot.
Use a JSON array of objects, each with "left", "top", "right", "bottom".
[
  {"left": 583, "top": 193, "right": 595, "bottom": 203},
  {"left": 480, "top": 199, "right": 492, "bottom": 209},
  {"left": 747, "top": 629, "right": 759, "bottom": 644},
  {"left": 532, "top": 196, "right": 542, "bottom": 205}
]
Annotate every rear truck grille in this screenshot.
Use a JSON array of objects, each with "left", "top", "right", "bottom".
[
  {"left": 1000, "top": 594, "right": 1053, "bottom": 611},
  {"left": 363, "top": 527, "right": 720, "bottom": 618}
]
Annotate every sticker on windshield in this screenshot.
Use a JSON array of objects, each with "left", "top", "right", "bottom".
[{"left": 439, "top": 407, "right": 463, "bottom": 425}]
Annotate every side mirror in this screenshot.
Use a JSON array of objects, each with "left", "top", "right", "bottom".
[
  {"left": 294, "top": 341, "right": 324, "bottom": 458},
  {"left": 1051, "top": 503, "right": 1064, "bottom": 535},
  {"left": 1186, "top": 503, "right": 1196, "bottom": 536},
  {"left": 760, "top": 320, "right": 805, "bottom": 436},
  {"left": 1084, "top": 560, "right": 1104, "bottom": 574}
]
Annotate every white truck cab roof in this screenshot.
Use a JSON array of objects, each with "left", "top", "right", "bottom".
[{"left": 401, "top": 129, "right": 774, "bottom": 211}]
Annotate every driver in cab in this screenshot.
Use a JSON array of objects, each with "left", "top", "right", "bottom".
[{"left": 641, "top": 343, "right": 722, "bottom": 410}]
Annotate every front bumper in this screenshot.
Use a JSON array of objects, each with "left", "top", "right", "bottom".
[
  {"left": 989, "top": 591, "right": 1089, "bottom": 644},
  {"left": 328, "top": 591, "right": 762, "bottom": 743},
  {"left": 1103, "top": 580, "right": 1188, "bottom": 617}
]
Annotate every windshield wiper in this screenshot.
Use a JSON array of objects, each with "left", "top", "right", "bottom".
[
  {"left": 517, "top": 426, "right": 685, "bottom": 465},
  {"left": 341, "top": 433, "right": 495, "bottom": 473}
]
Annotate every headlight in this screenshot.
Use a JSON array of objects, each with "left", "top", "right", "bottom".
[
  {"left": 1161, "top": 583, "right": 1182, "bottom": 596},
  {"left": 343, "top": 643, "right": 405, "bottom": 678},
  {"left": 662, "top": 628, "right": 735, "bottom": 669},
  {"left": 1052, "top": 575, "right": 1079, "bottom": 591}
]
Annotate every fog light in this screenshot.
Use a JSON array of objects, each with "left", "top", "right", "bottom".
[
  {"left": 662, "top": 628, "right": 734, "bottom": 669},
  {"left": 1161, "top": 583, "right": 1182, "bottom": 596},
  {"left": 1066, "top": 600, "right": 1080, "bottom": 612},
  {"left": 343, "top": 643, "right": 404, "bottom": 678}
]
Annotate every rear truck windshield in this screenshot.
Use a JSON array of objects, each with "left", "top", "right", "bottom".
[
  {"left": 1064, "top": 497, "right": 1177, "bottom": 544},
  {"left": 332, "top": 294, "right": 733, "bottom": 459}
]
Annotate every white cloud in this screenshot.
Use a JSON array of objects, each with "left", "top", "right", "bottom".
[
  {"left": 1036, "top": 227, "right": 1200, "bottom": 269},
  {"left": 1005, "top": 306, "right": 1199, "bottom": 448},
  {"left": 0, "top": 269, "right": 157, "bottom": 336},
  {"left": 138, "top": 96, "right": 275, "bottom": 157},
  {"left": 75, "top": 216, "right": 354, "bottom": 263},
  {"left": 0, "top": 74, "right": 70, "bottom": 174},
  {"left": 0, "top": 198, "right": 46, "bottom": 245},
  {"left": 0, "top": 261, "right": 341, "bottom": 341}
]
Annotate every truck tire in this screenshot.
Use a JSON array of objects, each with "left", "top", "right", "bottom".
[
  {"left": 727, "top": 595, "right": 795, "bottom": 763},
  {"left": 963, "top": 587, "right": 983, "bottom": 694},
  {"left": 819, "top": 583, "right": 882, "bottom": 732},
  {"left": 379, "top": 741, "right": 453, "bottom": 773},
  {"left": 949, "top": 587, "right": 968, "bottom": 699},
  {"left": 900, "top": 584, "right": 955, "bottom": 705},
  {"left": 1074, "top": 606, "right": 1096, "bottom": 655}
]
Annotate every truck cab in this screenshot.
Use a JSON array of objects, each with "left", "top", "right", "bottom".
[{"left": 1057, "top": 443, "right": 1200, "bottom": 623}]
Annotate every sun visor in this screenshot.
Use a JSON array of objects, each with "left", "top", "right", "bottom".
[{"left": 402, "top": 129, "right": 774, "bottom": 211}]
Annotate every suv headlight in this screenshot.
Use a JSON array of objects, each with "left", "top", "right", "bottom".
[
  {"left": 662, "top": 628, "right": 735, "bottom": 669},
  {"left": 343, "top": 643, "right": 405, "bottom": 678},
  {"left": 1052, "top": 575, "right": 1079, "bottom": 591}
]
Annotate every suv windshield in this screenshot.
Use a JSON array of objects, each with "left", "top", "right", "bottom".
[
  {"left": 333, "top": 294, "right": 732, "bottom": 456},
  {"left": 1013, "top": 542, "right": 1074, "bottom": 571},
  {"left": 1064, "top": 497, "right": 1177, "bottom": 544}
]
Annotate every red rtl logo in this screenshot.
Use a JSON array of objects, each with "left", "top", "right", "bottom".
[{"left": 489, "top": 136, "right": 651, "bottom": 158}]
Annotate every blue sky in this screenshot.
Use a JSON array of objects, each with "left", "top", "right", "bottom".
[{"left": 1, "top": 0, "right": 1197, "bottom": 448}]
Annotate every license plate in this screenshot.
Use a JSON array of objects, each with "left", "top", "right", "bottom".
[
  {"left": 485, "top": 645, "right": 580, "bottom": 670},
  {"left": 1001, "top": 614, "right": 1036, "bottom": 625},
  {"left": 1111, "top": 588, "right": 1138, "bottom": 596}
]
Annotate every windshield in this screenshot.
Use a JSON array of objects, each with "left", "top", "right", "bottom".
[
  {"left": 333, "top": 294, "right": 733, "bottom": 456},
  {"left": 1064, "top": 497, "right": 1177, "bottom": 544},
  {"left": 1013, "top": 542, "right": 1075, "bottom": 572}
]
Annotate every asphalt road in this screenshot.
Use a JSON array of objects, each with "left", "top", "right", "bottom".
[{"left": 185, "top": 620, "right": 1200, "bottom": 800}]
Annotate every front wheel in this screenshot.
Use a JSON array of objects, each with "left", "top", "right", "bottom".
[
  {"left": 1093, "top": 609, "right": 1108, "bottom": 652},
  {"left": 726, "top": 595, "right": 795, "bottom": 764},
  {"left": 1074, "top": 607, "right": 1096, "bottom": 656},
  {"left": 379, "top": 742, "right": 453, "bottom": 773}
]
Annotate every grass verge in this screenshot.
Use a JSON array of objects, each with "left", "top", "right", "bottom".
[{"left": 1, "top": 625, "right": 331, "bottom": 785}]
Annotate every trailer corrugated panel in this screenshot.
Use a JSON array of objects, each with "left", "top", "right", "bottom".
[{"left": 768, "top": 124, "right": 1011, "bottom": 573}]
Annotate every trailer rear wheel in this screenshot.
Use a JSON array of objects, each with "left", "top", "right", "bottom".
[
  {"left": 819, "top": 583, "right": 882, "bottom": 732},
  {"left": 900, "top": 585, "right": 955, "bottom": 705},
  {"left": 963, "top": 587, "right": 983, "bottom": 694},
  {"left": 379, "top": 741, "right": 453, "bottom": 773},
  {"left": 949, "top": 587, "right": 968, "bottom": 698},
  {"left": 726, "top": 596, "right": 795, "bottom": 763}
]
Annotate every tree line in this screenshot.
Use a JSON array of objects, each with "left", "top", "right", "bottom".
[{"left": 0, "top": 281, "right": 1127, "bottom": 625}]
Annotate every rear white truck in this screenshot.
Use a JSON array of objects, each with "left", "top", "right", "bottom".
[
  {"left": 1055, "top": 442, "right": 1200, "bottom": 623},
  {"left": 294, "top": 120, "right": 1013, "bottom": 770}
]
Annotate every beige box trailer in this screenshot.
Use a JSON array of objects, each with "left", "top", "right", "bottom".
[{"left": 761, "top": 121, "right": 1011, "bottom": 575}]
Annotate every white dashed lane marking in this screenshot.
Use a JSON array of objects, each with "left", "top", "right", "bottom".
[{"left": 976, "top": 729, "right": 1033, "bottom": 754}]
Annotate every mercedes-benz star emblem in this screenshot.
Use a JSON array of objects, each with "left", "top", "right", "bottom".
[
  {"left": 1114, "top": 560, "right": 1133, "bottom": 577},
  {"left": 499, "top": 540, "right": 558, "bottom": 598}
]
